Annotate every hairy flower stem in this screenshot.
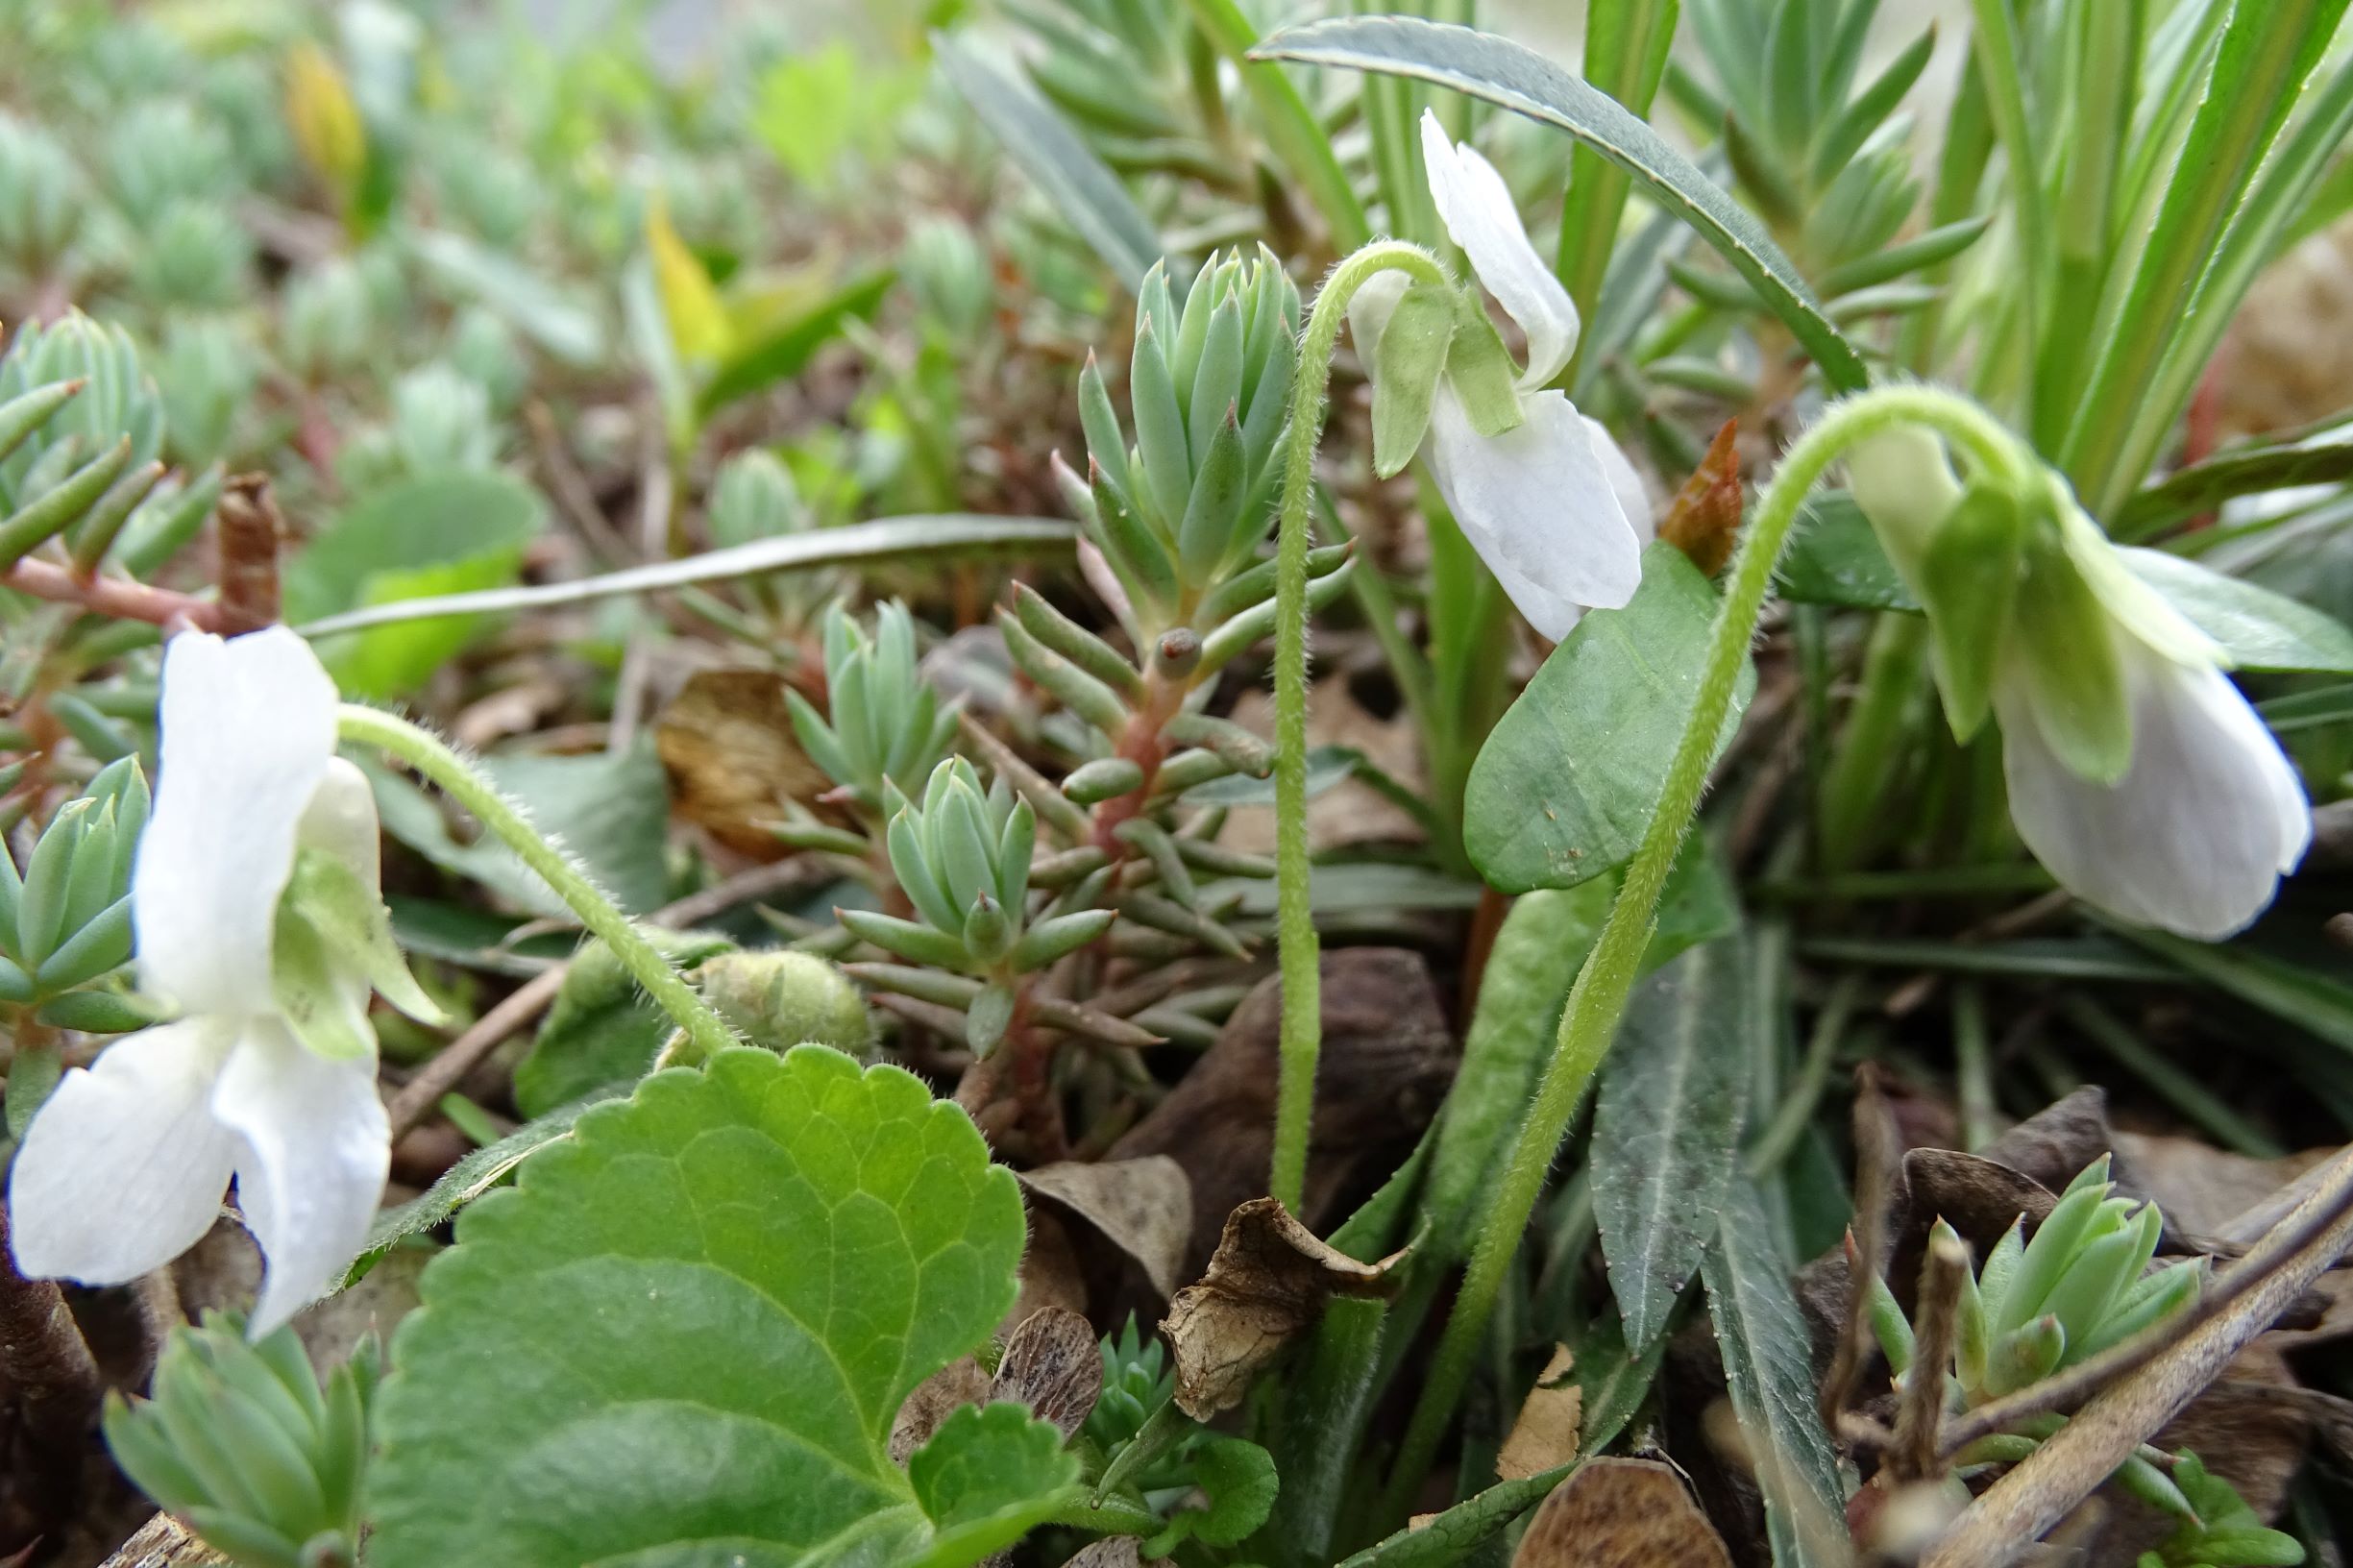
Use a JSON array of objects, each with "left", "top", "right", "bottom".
[
  {"left": 1269, "top": 241, "right": 1452, "bottom": 1213},
  {"left": 337, "top": 704, "right": 739, "bottom": 1062},
  {"left": 1377, "top": 385, "right": 2030, "bottom": 1520}
]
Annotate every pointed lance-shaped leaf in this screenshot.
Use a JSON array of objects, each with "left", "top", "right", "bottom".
[
  {"left": 0, "top": 435, "right": 133, "bottom": 569},
  {"left": 838, "top": 906, "right": 972, "bottom": 969}
]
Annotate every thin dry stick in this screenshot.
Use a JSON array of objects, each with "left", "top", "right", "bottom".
[
  {"left": 1924, "top": 1144, "right": 2353, "bottom": 1567},
  {"left": 0, "top": 1205, "right": 103, "bottom": 1524},
  {"left": 1892, "top": 1229, "right": 1971, "bottom": 1481},
  {"left": 384, "top": 858, "right": 819, "bottom": 1139},
  {"left": 1822, "top": 1066, "right": 1904, "bottom": 1428},
  {"left": 1939, "top": 1139, "right": 2353, "bottom": 1457}
]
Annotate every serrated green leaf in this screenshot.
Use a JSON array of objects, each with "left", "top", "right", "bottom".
[
  {"left": 371, "top": 1046, "right": 1029, "bottom": 1568},
  {"left": 1592, "top": 936, "right": 1753, "bottom": 1351},
  {"left": 905, "top": 1402, "right": 1079, "bottom": 1565},
  {"left": 1145, "top": 1433, "right": 1278, "bottom": 1555},
  {"left": 1255, "top": 16, "right": 1869, "bottom": 393},
  {"left": 1465, "top": 543, "right": 1758, "bottom": 893},
  {"left": 511, "top": 928, "right": 736, "bottom": 1118},
  {"left": 1370, "top": 281, "right": 1456, "bottom": 480}
]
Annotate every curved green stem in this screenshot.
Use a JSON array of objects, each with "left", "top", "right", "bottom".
[
  {"left": 1377, "top": 383, "right": 2028, "bottom": 1519},
  {"left": 337, "top": 703, "right": 739, "bottom": 1062},
  {"left": 1270, "top": 241, "right": 1452, "bottom": 1213}
]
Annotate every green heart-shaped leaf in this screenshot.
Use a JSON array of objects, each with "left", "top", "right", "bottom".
[{"left": 370, "top": 1046, "right": 1042, "bottom": 1568}]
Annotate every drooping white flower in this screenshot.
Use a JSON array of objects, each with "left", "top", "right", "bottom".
[
  {"left": 11, "top": 626, "right": 436, "bottom": 1333},
  {"left": 1350, "top": 110, "right": 1649, "bottom": 639},
  {"left": 1850, "top": 429, "right": 2312, "bottom": 940}
]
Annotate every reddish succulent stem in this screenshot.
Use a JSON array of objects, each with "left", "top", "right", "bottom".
[{"left": 0, "top": 556, "right": 221, "bottom": 633}]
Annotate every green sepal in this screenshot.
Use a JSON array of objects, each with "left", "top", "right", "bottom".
[
  {"left": 1009, "top": 908, "right": 1115, "bottom": 972},
  {"left": 965, "top": 981, "right": 1017, "bottom": 1056},
  {"left": 271, "top": 906, "right": 375, "bottom": 1063},
  {"left": 1370, "top": 280, "right": 1457, "bottom": 478},
  {"left": 838, "top": 906, "right": 971, "bottom": 969},
  {"left": 1445, "top": 302, "right": 1526, "bottom": 439},
  {"left": 280, "top": 849, "right": 446, "bottom": 1026},
  {"left": 1917, "top": 478, "right": 2026, "bottom": 741},
  {"left": 2009, "top": 520, "right": 2133, "bottom": 785}
]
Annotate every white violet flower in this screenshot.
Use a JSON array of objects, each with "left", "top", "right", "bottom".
[
  {"left": 1850, "top": 429, "right": 2312, "bottom": 941},
  {"left": 10, "top": 626, "right": 439, "bottom": 1333},
  {"left": 1350, "top": 110, "right": 1650, "bottom": 639}
]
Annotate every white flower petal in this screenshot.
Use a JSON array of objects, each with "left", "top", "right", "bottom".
[
  {"left": 136, "top": 627, "right": 340, "bottom": 1016},
  {"left": 8, "top": 1020, "right": 239, "bottom": 1286},
  {"left": 296, "top": 757, "right": 383, "bottom": 887},
  {"left": 1427, "top": 387, "right": 1645, "bottom": 619},
  {"left": 1998, "top": 638, "right": 2311, "bottom": 941},
  {"left": 215, "top": 1021, "right": 389, "bottom": 1335},
  {"left": 1583, "top": 414, "right": 1654, "bottom": 546},
  {"left": 1419, "top": 110, "right": 1579, "bottom": 387},
  {"left": 1347, "top": 268, "right": 1411, "bottom": 364}
]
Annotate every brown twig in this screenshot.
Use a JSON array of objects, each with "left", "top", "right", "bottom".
[
  {"left": 525, "top": 400, "right": 636, "bottom": 567},
  {"left": 0, "top": 1205, "right": 103, "bottom": 1527},
  {"left": 1892, "top": 1228, "right": 1969, "bottom": 1481},
  {"left": 0, "top": 557, "right": 221, "bottom": 631},
  {"left": 1822, "top": 1066, "right": 1903, "bottom": 1429},
  {"left": 1924, "top": 1142, "right": 2353, "bottom": 1566},
  {"left": 383, "top": 858, "right": 819, "bottom": 1139}
]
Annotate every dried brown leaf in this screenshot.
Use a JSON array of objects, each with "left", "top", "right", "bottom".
[
  {"left": 1019, "top": 1157, "right": 1193, "bottom": 1299},
  {"left": 1498, "top": 1344, "right": 1583, "bottom": 1482},
  {"left": 1161, "top": 1196, "right": 1403, "bottom": 1419},
  {"left": 1006, "top": 1206, "right": 1087, "bottom": 1335},
  {"left": 888, "top": 1354, "right": 991, "bottom": 1464},
  {"left": 992, "top": 1305, "right": 1102, "bottom": 1439},
  {"left": 1111, "top": 949, "right": 1455, "bottom": 1278},
  {"left": 1510, "top": 1457, "right": 1734, "bottom": 1568},
  {"left": 655, "top": 667, "right": 835, "bottom": 859}
]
